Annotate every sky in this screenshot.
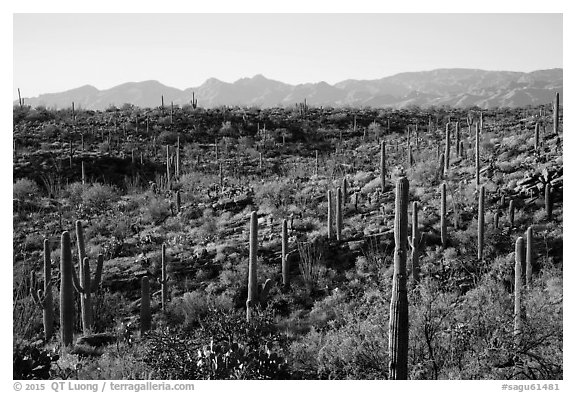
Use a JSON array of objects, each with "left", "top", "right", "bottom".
[{"left": 13, "top": 13, "right": 562, "bottom": 99}]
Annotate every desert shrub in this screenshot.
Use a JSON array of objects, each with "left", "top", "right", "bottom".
[
  {"left": 141, "top": 197, "right": 171, "bottom": 224},
  {"left": 144, "top": 309, "right": 290, "bottom": 379},
  {"left": 13, "top": 178, "right": 40, "bottom": 201},
  {"left": 81, "top": 183, "right": 119, "bottom": 212},
  {"left": 288, "top": 289, "right": 388, "bottom": 379},
  {"left": 157, "top": 130, "right": 179, "bottom": 145}
]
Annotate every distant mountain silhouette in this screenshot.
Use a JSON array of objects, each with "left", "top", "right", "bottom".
[{"left": 17, "top": 68, "right": 562, "bottom": 110}]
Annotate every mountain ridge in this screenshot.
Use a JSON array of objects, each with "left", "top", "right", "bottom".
[{"left": 17, "top": 68, "right": 563, "bottom": 110}]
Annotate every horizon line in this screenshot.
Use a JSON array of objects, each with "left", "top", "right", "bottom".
[{"left": 15, "top": 66, "right": 564, "bottom": 100}]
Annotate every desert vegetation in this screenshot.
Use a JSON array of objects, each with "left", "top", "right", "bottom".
[{"left": 13, "top": 98, "right": 562, "bottom": 380}]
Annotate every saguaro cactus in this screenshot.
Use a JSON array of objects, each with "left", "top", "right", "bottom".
[
  {"left": 60, "top": 232, "right": 74, "bottom": 346},
  {"left": 455, "top": 121, "right": 461, "bottom": 157},
  {"left": 553, "top": 92, "right": 560, "bottom": 135},
  {"left": 166, "top": 145, "right": 171, "bottom": 188},
  {"left": 545, "top": 183, "right": 553, "bottom": 221},
  {"left": 176, "top": 136, "right": 181, "bottom": 179},
  {"left": 475, "top": 123, "right": 480, "bottom": 187},
  {"left": 282, "top": 219, "right": 289, "bottom": 287},
  {"left": 140, "top": 276, "right": 151, "bottom": 335},
  {"left": 526, "top": 227, "right": 533, "bottom": 289},
  {"left": 327, "top": 190, "right": 334, "bottom": 239},
  {"left": 408, "top": 201, "right": 421, "bottom": 284},
  {"left": 336, "top": 187, "right": 343, "bottom": 241},
  {"left": 160, "top": 244, "right": 168, "bottom": 311},
  {"left": 514, "top": 237, "right": 525, "bottom": 341},
  {"left": 81, "top": 161, "right": 86, "bottom": 185},
  {"left": 247, "top": 211, "right": 258, "bottom": 321},
  {"left": 73, "top": 255, "right": 104, "bottom": 334},
  {"left": 494, "top": 210, "right": 501, "bottom": 229},
  {"left": 509, "top": 199, "right": 515, "bottom": 227},
  {"left": 380, "top": 140, "right": 386, "bottom": 191},
  {"left": 444, "top": 123, "right": 450, "bottom": 175},
  {"left": 30, "top": 239, "right": 54, "bottom": 340},
  {"left": 388, "top": 176, "right": 409, "bottom": 380},
  {"left": 534, "top": 123, "right": 540, "bottom": 151},
  {"left": 342, "top": 178, "right": 348, "bottom": 205},
  {"left": 74, "top": 221, "right": 104, "bottom": 334},
  {"left": 440, "top": 182, "right": 447, "bottom": 248},
  {"left": 478, "top": 185, "right": 485, "bottom": 261}
]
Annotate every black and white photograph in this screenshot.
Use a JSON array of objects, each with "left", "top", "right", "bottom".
[{"left": 9, "top": 2, "right": 568, "bottom": 388}]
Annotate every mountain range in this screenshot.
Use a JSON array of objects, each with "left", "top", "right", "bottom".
[{"left": 17, "top": 68, "right": 563, "bottom": 110}]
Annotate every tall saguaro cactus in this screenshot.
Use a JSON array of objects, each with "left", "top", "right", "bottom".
[
  {"left": 60, "top": 231, "right": 74, "bottom": 346},
  {"left": 440, "top": 182, "right": 447, "bottom": 248},
  {"left": 534, "top": 123, "right": 540, "bottom": 152},
  {"left": 388, "top": 176, "right": 409, "bottom": 380},
  {"left": 247, "top": 211, "right": 258, "bottom": 321},
  {"left": 282, "top": 219, "right": 289, "bottom": 287},
  {"left": 327, "top": 190, "right": 334, "bottom": 239},
  {"left": 74, "top": 221, "right": 104, "bottom": 333},
  {"left": 455, "top": 121, "right": 461, "bottom": 157},
  {"left": 514, "top": 237, "right": 525, "bottom": 342},
  {"left": 336, "top": 187, "right": 343, "bottom": 241},
  {"left": 553, "top": 92, "right": 560, "bottom": 135},
  {"left": 160, "top": 244, "right": 168, "bottom": 311},
  {"left": 444, "top": 123, "right": 450, "bottom": 175},
  {"left": 509, "top": 199, "right": 515, "bottom": 227},
  {"left": 140, "top": 276, "right": 151, "bottom": 335},
  {"left": 30, "top": 239, "right": 54, "bottom": 340},
  {"left": 408, "top": 201, "right": 421, "bottom": 284},
  {"left": 526, "top": 227, "right": 533, "bottom": 289},
  {"left": 478, "top": 185, "right": 485, "bottom": 261},
  {"left": 380, "top": 140, "right": 386, "bottom": 191},
  {"left": 475, "top": 123, "right": 480, "bottom": 188}
]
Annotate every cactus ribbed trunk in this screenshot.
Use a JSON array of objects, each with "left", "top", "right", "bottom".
[
  {"left": 75, "top": 221, "right": 86, "bottom": 331},
  {"left": 81, "top": 161, "right": 86, "bottom": 185},
  {"left": 455, "top": 122, "right": 461, "bottom": 157},
  {"left": 444, "top": 123, "right": 450, "bottom": 175},
  {"left": 388, "top": 176, "right": 409, "bottom": 380},
  {"left": 380, "top": 140, "right": 386, "bottom": 191},
  {"left": 282, "top": 219, "right": 289, "bottom": 287},
  {"left": 60, "top": 232, "right": 74, "bottom": 346},
  {"left": 327, "top": 190, "right": 334, "bottom": 239},
  {"left": 176, "top": 136, "right": 180, "bottom": 179},
  {"left": 247, "top": 211, "right": 258, "bottom": 321},
  {"left": 534, "top": 123, "right": 540, "bottom": 151},
  {"left": 526, "top": 227, "right": 533, "bottom": 289},
  {"left": 440, "top": 182, "right": 447, "bottom": 248},
  {"left": 140, "top": 276, "right": 151, "bottom": 335},
  {"left": 509, "top": 199, "right": 515, "bottom": 227},
  {"left": 553, "top": 92, "right": 560, "bottom": 135},
  {"left": 410, "top": 201, "right": 420, "bottom": 284},
  {"left": 478, "top": 186, "right": 485, "bottom": 261},
  {"left": 336, "top": 187, "right": 343, "bottom": 241},
  {"left": 161, "top": 244, "right": 168, "bottom": 312},
  {"left": 81, "top": 257, "right": 92, "bottom": 333},
  {"left": 166, "top": 145, "right": 171, "bottom": 189},
  {"left": 475, "top": 123, "right": 480, "bottom": 188},
  {"left": 343, "top": 178, "right": 348, "bottom": 205},
  {"left": 514, "top": 237, "right": 524, "bottom": 342}
]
